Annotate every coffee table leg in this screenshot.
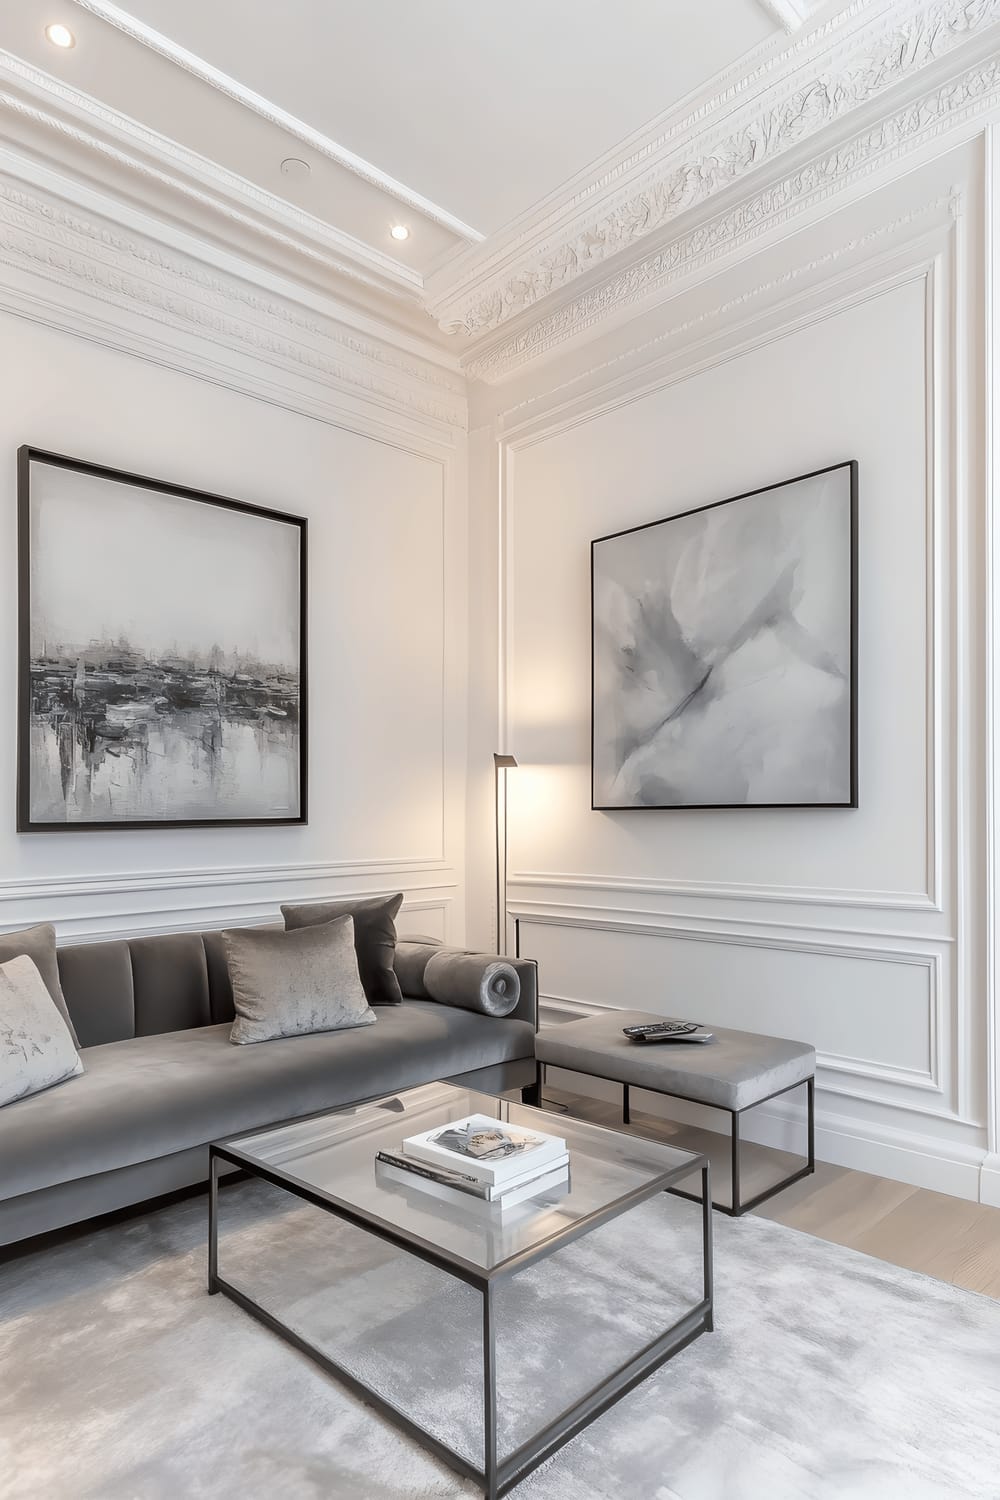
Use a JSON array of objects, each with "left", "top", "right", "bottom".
[
  {"left": 483, "top": 1282, "right": 498, "bottom": 1500},
  {"left": 208, "top": 1150, "right": 220, "bottom": 1295},
  {"left": 702, "top": 1162, "right": 714, "bottom": 1332}
]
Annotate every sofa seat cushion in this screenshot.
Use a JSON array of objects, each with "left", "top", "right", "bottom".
[{"left": 0, "top": 1002, "right": 534, "bottom": 1200}]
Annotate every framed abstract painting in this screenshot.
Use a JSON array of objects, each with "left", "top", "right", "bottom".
[
  {"left": 591, "top": 461, "right": 857, "bottom": 810},
  {"left": 17, "top": 447, "right": 307, "bottom": 831}
]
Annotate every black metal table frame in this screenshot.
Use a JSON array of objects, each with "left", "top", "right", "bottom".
[
  {"left": 525, "top": 1066, "right": 814, "bottom": 1217},
  {"left": 208, "top": 1139, "right": 713, "bottom": 1500}
]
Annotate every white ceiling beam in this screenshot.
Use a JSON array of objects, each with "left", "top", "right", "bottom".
[
  {"left": 756, "top": 0, "right": 812, "bottom": 31},
  {"left": 71, "top": 0, "right": 485, "bottom": 243}
]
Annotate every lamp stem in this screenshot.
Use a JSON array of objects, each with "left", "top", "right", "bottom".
[{"left": 495, "top": 760, "right": 501, "bottom": 954}]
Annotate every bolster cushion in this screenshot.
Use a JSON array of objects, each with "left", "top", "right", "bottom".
[{"left": 423, "top": 951, "right": 521, "bottom": 1018}]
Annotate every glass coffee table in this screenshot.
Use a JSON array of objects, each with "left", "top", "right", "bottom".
[{"left": 209, "top": 1082, "right": 713, "bottom": 1500}]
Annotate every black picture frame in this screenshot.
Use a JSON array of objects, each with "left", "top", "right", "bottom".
[
  {"left": 17, "top": 446, "right": 308, "bottom": 832},
  {"left": 591, "top": 460, "right": 858, "bottom": 811}
]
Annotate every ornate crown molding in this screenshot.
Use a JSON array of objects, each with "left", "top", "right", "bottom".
[
  {"left": 465, "top": 40, "right": 1000, "bottom": 382},
  {"left": 496, "top": 193, "right": 956, "bottom": 423},
  {"left": 0, "top": 172, "right": 467, "bottom": 437},
  {"left": 431, "top": 0, "right": 1000, "bottom": 341}
]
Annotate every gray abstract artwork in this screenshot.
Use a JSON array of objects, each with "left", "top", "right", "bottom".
[
  {"left": 592, "top": 464, "right": 856, "bottom": 808},
  {"left": 21, "top": 457, "right": 304, "bottom": 827}
]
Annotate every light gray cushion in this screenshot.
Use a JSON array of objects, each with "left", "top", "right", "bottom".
[
  {"left": 0, "top": 923, "right": 79, "bottom": 1048},
  {"left": 225, "top": 916, "right": 376, "bottom": 1045},
  {"left": 535, "top": 1009, "right": 815, "bottom": 1111},
  {"left": 423, "top": 951, "right": 521, "bottom": 1017},
  {"left": 0, "top": 955, "right": 83, "bottom": 1107},
  {"left": 0, "top": 1002, "right": 536, "bottom": 1200},
  {"left": 282, "top": 894, "right": 404, "bottom": 1006}
]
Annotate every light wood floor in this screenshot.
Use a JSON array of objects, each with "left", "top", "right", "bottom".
[{"left": 547, "top": 1086, "right": 1000, "bottom": 1300}]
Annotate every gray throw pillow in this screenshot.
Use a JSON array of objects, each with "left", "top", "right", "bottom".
[
  {"left": 282, "top": 893, "right": 404, "bottom": 1006},
  {"left": 226, "top": 915, "right": 377, "bottom": 1045},
  {"left": 0, "top": 954, "right": 84, "bottom": 1107},
  {"left": 0, "top": 923, "right": 79, "bottom": 1048}
]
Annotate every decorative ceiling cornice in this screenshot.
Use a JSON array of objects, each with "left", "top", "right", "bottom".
[
  {"left": 0, "top": 170, "right": 468, "bottom": 436},
  {"left": 464, "top": 41, "right": 1000, "bottom": 382},
  {"left": 429, "top": 0, "right": 1000, "bottom": 342}
]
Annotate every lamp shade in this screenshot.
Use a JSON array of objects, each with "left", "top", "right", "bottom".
[{"left": 494, "top": 753, "right": 518, "bottom": 769}]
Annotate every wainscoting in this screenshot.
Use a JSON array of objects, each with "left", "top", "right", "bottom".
[{"left": 472, "top": 135, "right": 994, "bottom": 1202}]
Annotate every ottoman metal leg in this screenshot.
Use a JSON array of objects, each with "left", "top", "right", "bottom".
[
  {"left": 730, "top": 1075, "right": 816, "bottom": 1217},
  {"left": 659, "top": 1075, "right": 815, "bottom": 1216}
]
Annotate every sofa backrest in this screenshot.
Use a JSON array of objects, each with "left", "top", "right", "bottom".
[
  {"left": 57, "top": 928, "right": 539, "bottom": 1049},
  {"left": 57, "top": 930, "right": 240, "bottom": 1048}
]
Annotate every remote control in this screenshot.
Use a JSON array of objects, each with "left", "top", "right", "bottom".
[{"left": 622, "top": 1020, "right": 713, "bottom": 1044}]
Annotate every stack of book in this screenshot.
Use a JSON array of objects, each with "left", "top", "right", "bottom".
[{"left": 375, "top": 1112, "right": 569, "bottom": 1213}]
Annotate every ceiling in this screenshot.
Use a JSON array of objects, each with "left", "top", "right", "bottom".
[
  {"left": 89, "top": 0, "right": 778, "bottom": 238},
  {"left": 0, "top": 0, "right": 806, "bottom": 285}
]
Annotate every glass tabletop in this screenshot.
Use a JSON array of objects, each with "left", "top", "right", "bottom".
[{"left": 220, "top": 1082, "right": 705, "bottom": 1279}]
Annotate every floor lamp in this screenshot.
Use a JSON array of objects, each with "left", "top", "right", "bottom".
[{"left": 494, "top": 753, "right": 517, "bottom": 954}]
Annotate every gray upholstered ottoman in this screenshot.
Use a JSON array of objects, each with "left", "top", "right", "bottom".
[{"left": 532, "top": 1009, "right": 815, "bottom": 1216}]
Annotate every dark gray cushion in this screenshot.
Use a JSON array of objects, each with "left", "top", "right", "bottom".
[
  {"left": 56, "top": 940, "right": 134, "bottom": 1048},
  {"left": 392, "top": 938, "right": 443, "bottom": 999},
  {"left": 535, "top": 1009, "right": 815, "bottom": 1111},
  {"left": 225, "top": 916, "right": 375, "bottom": 1044},
  {"left": 0, "top": 923, "right": 79, "bottom": 1048},
  {"left": 0, "top": 1001, "right": 535, "bottom": 1199},
  {"left": 130, "top": 932, "right": 212, "bottom": 1035},
  {"left": 282, "top": 894, "right": 404, "bottom": 1006},
  {"left": 423, "top": 951, "right": 520, "bottom": 1017}
]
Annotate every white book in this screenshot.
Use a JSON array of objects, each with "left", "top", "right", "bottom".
[
  {"left": 377, "top": 1148, "right": 570, "bottom": 1201},
  {"left": 402, "top": 1113, "right": 568, "bottom": 1186},
  {"left": 376, "top": 1158, "right": 571, "bottom": 1214}
]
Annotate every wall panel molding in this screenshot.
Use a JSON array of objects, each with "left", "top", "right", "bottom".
[
  {"left": 516, "top": 904, "right": 946, "bottom": 1109},
  {"left": 501, "top": 219, "right": 956, "bottom": 916},
  {"left": 0, "top": 857, "right": 454, "bottom": 905},
  {"left": 509, "top": 870, "right": 938, "bottom": 914},
  {"left": 40, "top": 893, "right": 454, "bottom": 948}
]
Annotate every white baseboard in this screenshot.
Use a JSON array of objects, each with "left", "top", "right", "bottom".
[{"left": 980, "top": 1153, "right": 1000, "bottom": 1208}]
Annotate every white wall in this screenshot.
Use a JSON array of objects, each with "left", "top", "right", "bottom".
[
  {"left": 469, "top": 139, "right": 992, "bottom": 1201},
  {"left": 0, "top": 308, "right": 467, "bottom": 945}
]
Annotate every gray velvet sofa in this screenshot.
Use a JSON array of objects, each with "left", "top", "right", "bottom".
[{"left": 0, "top": 927, "right": 537, "bottom": 1248}]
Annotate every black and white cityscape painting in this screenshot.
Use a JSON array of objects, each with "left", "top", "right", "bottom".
[
  {"left": 18, "top": 450, "right": 306, "bottom": 830},
  {"left": 591, "top": 463, "right": 857, "bottom": 809}
]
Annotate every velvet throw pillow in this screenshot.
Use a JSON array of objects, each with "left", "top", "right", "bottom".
[
  {"left": 226, "top": 915, "right": 376, "bottom": 1045},
  {"left": 0, "top": 954, "right": 84, "bottom": 1107},
  {"left": 281, "top": 893, "right": 404, "bottom": 1006},
  {"left": 0, "top": 922, "right": 79, "bottom": 1048}
]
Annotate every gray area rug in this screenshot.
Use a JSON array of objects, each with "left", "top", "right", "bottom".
[{"left": 1, "top": 1179, "right": 998, "bottom": 1500}]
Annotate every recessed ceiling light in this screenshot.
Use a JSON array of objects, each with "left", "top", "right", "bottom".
[
  {"left": 280, "top": 157, "right": 311, "bottom": 180},
  {"left": 390, "top": 225, "right": 410, "bottom": 242},
  {"left": 45, "top": 22, "right": 75, "bottom": 48}
]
